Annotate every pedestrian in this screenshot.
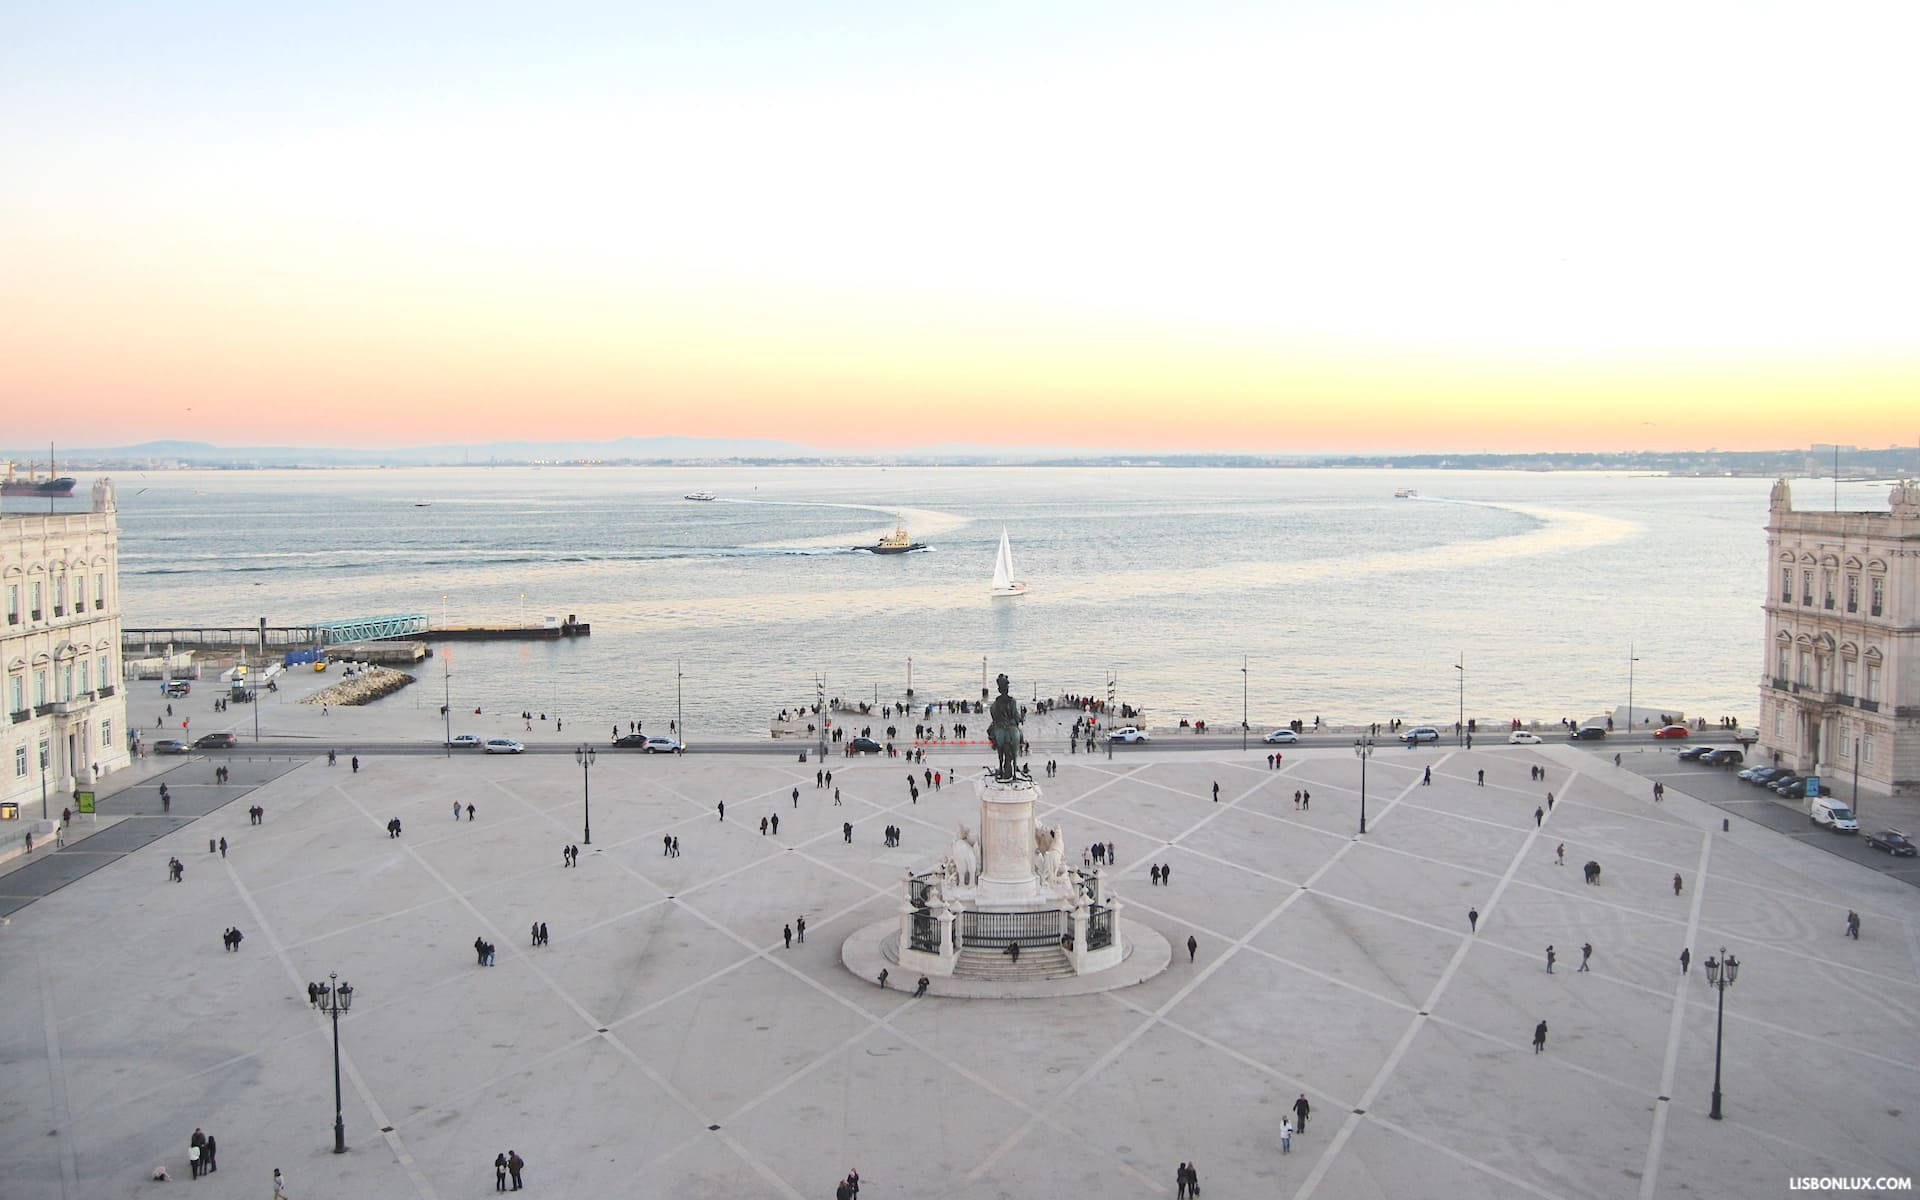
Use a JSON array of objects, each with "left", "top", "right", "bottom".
[
  {"left": 1281, "top": 1118, "right": 1293, "bottom": 1154},
  {"left": 771, "top": 813, "right": 779, "bottom": 835},
  {"left": 539, "top": 921, "right": 548, "bottom": 945},
  {"left": 454, "top": 801, "right": 461, "bottom": 820},
  {"left": 495, "top": 1152, "right": 508, "bottom": 1192},
  {"left": 1477, "top": 769, "right": 1485, "bottom": 786},
  {"left": 308, "top": 980, "right": 321, "bottom": 1007},
  {"left": 834, "top": 787, "right": 842, "bottom": 805},
  {"left": 1533, "top": 1020, "right": 1548, "bottom": 1053},
  {"left": 1212, "top": 780, "right": 1219, "bottom": 802},
  {"left": 877, "top": 968, "right": 888, "bottom": 989},
  {"left": 1534, "top": 806, "right": 1544, "bottom": 827},
  {"left": 1555, "top": 842, "right": 1565, "bottom": 866},
  {"left": 203, "top": 1133, "right": 217, "bottom": 1173},
  {"left": 1546, "top": 791, "right": 1555, "bottom": 811},
  {"left": 1673, "top": 872, "right": 1683, "bottom": 896},
  {"left": 670, "top": 836, "right": 679, "bottom": 857},
  {"left": 1680, "top": 947, "right": 1691, "bottom": 974},
  {"left": 467, "top": 803, "right": 475, "bottom": 822},
  {"left": 760, "top": 816, "right": 769, "bottom": 836},
  {"left": 1579, "top": 941, "right": 1592, "bottom": 972},
  {"left": 717, "top": 801, "right": 725, "bottom": 821},
  {"left": 1187, "top": 934, "right": 1198, "bottom": 963},
  {"left": 1423, "top": 766, "right": 1431, "bottom": 786},
  {"left": 1545, "top": 945, "right": 1555, "bottom": 973},
  {"left": 792, "top": 786, "right": 799, "bottom": 808},
  {"left": 664, "top": 835, "right": 673, "bottom": 856},
  {"left": 273, "top": 1167, "right": 288, "bottom": 1198},
  {"left": 816, "top": 769, "right": 824, "bottom": 788},
  {"left": 190, "top": 1128, "right": 206, "bottom": 1179},
  {"left": 508, "top": 1150, "right": 524, "bottom": 1190},
  {"left": 1293, "top": 1092, "right": 1310, "bottom": 1132},
  {"left": 1302, "top": 790, "right": 1310, "bottom": 811},
  {"left": 1468, "top": 907, "right": 1478, "bottom": 933},
  {"left": 1846, "top": 910, "right": 1861, "bottom": 939},
  {"left": 914, "top": 976, "right": 929, "bottom": 997},
  {"left": 796, "top": 915, "right": 806, "bottom": 943},
  {"left": 351, "top": 755, "right": 359, "bottom": 773},
  {"left": 1177, "top": 1162, "right": 1190, "bottom": 1199},
  {"left": 783, "top": 923, "right": 792, "bottom": 949},
  {"left": 531, "top": 921, "right": 540, "bottom": 947}
]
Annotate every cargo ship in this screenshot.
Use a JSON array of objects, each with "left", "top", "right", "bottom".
[{"left": 2, "top": 455, "right": 76, "bottom": 497}]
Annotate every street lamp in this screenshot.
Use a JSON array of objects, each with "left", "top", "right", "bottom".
[
  {"left": 1704, "top": 946, "right": 1740, "bottom": 1120},
  {"left": 676, "top": 658, "right": 684, "bottom": 748},
  {"left": 1454, "top": 655, "right": 1465, "bottom": 746},
  {"left": 1241, "top": 655, "right": 1249, "bottom": 752},
  {"left": 1354, "top": 737, "right": 1373, "bottom": 834},
  {"left": 574, "top": 745, "right": 594, "bottom": 845},
  {"left": 1627, "top": 643, "right": 1640, "bottom": 738},
  {"left": 314, "top": 972, "right": 355, "bottom": 1152}
]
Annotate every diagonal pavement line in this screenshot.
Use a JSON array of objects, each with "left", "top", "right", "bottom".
[
  {"left": 1292, "top": 756, "right": 1553, "bottom": 1200},
  {"left": 965, "top": 768, "right": 1431, "bottom": 1185},
  {"left": 1639, "top": 829, "right": 1715, "bottom": 1200},
  {"left": 1368, "top": 1114, "right": 1574, "bottom": 1200},
  {"left": 221, "top": 807, "right": 442, "bottom": 1200}
]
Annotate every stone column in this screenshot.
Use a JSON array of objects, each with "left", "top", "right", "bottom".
[
  {"left": 936, "top": 904, "right": 957, "bottom": 969},
  {"left": 975, "top": 775, "right": 1039, "bottom": 904}
]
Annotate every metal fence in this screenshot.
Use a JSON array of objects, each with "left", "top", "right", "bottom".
[
  {"left": 1088, "top": 905, "right": 1114, "bottom": 950},
  {"left": 961, "top": 909, "right": 1065, "bottom": 948},
  {"left": 909, "top": 909, "right": 941, "bottom": 953}
]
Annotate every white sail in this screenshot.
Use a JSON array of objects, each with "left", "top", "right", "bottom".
[{"left": 989, "top": 527, "right": 1026, "bottom": 595}]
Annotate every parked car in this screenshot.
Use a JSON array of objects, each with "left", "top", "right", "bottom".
[
  {"left": 1777, "top": 778, "right": 1815, "bottom": 799},
  {"left": 1702, "top": 748, "right": 1745, "bottom": 766},
  {"left": 1400, "top": 726, "right": 1440, "bottom": 744},
  {"left": 483, "top": 737, "right": 524, "bottom": 755},
  {"left": 1864, "top": 830, "right": 1916, "bottom": 856},
  {"left": 1676, "top": 745, "right": 1715, "bottom": 761},
  {"left": 612, "top": 733, "right": 649, "bottom": 748},
  {"left": 1653, "top": 725, "right": 1690, "bottom": 739},
  {"left": 848, "top": 736, "right": 882, "bottom": 754},
  {"left": 642, "top": 736, "right": 682, "bottom": 754},
  {"left": 153, "top": 739, "right": 190, "bottom": 754},
  {"left": 1768, "top": 774, "right": 1802, "bottom": 795},
  {"left": 1738, "top": 765, "right": 1779, "bottom": 784},
  {"left": 1570, "top": 726, "right": 1608, "bottom": 741},
  {"left": 447, "top": 733, "right": 481, "bottom": 748},
  {"left": 193, "top": 732, "right": 236, "bottom": 749},
  {"left": 1507, "top": 731, "right": 1543, "bottom": 745},
  {"left": 162, "top": 680, "right": 192, "bottom": 697},
  {"left": 1263, "top": 729, "right": 1299, "bottom": 744},
  {"left": 1108, "top": 727, "right": 1150, "bottom": 744}
]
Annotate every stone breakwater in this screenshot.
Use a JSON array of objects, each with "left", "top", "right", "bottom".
[{"left": 301, "top": 667, "right": 415, "bottom": 707}]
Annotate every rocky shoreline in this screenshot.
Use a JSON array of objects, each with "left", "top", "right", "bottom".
[{"left": 301, "top": 667, "right": 415, "bottom": 707}]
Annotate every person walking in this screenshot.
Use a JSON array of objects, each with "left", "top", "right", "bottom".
[
  {"left": 351, "top": 756, "right": 359, "bottom": 773},
  {"left": 796, "top": 915, "right": 806, "bottom": 944},
  {"left": 770, "top": 813, "right": 779, "bottom": 835},
  {"left": 792, "top": 786, "right": 799, "bottom": 808},
  {"left": 1477, "top": 769, "right": 1485, "bottom": 787},
  {"left": 203, "top": 1133, "right": 216, "bottom": 1173},
  {"left": 1846, "top": 910, "right": 1861, "bottom": 939},
  {"left": 1468, "top": 907, "right": 1479, "bottom": 934},
  {"left": 833, "top": 787, "right": 842, "bottom": 806},
  {"left": 1680, "top": 947, "right": 1691, "bottom": 974},
  {"left": 467, "top": 804, "right": 475, "bottom": 822},
  {"left": 717, "top": 801, "right": 725, "bottom": 821},
  {"left": 1545, "top": 945, "right": 1556, "bottom": 973},
  {"left": 1533, "top": 1020, "right": 1548, "bottom": 1053},
  {"left": 1281, "top": 1118, "right": 1293, "bottom": 1154},
  {"left": 454, "top": 801, "right": 462, "bottom": 820},
  {"left": 1212, "top": 781, "right": 1219, "bottom": 803},
  {"left": 1187, "top": 934, "right": 1198, "bottom": 963},
  {"left": 495, "top": 1151, "right": 508, "bottom": 1191},
  {"left": 760, "top": 816, "right": 768, "bottom": 836},
  {"left": 1555, "top": 842, "right": 1565, "bottom": 866},
  {"left": 783, "top": 923, "right": 792, "bottom": 949},
  {"left": 1578, "top": 942, "right": 1592, "bottom": 972},
  {"left": 272, "top": 1166, "right": 288, "bottom": 1198},
  {"left": 1293, "top": 1092, "right": 1311, "bottom": 1132},
  {"left": 189, "top": 1128, "right": 206, "bottom": 1179},
  {"left": 1534, "top": 806, "right": 1544, "bottom": 827},
  {"left": 1673, "top": 873, "right": 1683, "bottom": 896},
  {"left": 1422, "top": 766, "right": 1431, "bottom": 786}
]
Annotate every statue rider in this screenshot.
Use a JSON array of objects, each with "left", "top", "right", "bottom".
[{"left": 988, "top": 672, "right": 1024, "bottom": 781}]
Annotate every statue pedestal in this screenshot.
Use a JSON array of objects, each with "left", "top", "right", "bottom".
[{"left": 974, "top": 772, "right": 1041, "bottom": 908}]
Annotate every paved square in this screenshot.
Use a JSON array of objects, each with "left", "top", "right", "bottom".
[{"left": 2, "top": 743, "right": 1916, "bottom": 1198}]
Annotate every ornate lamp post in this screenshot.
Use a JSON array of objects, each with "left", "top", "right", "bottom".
[
  {"left": 1241, "top": 655, "right": 1249, "bottom": 752},
  {"left": 1354, "top": 737, "right": 1373, "bottom": 834},
  {"left": 676, "top": 658, "right": 683, "bottom": 748},
  {"left": 1704, "top": 946, "right": 1740, "bottom": 1119},
  {"left": 574, "top": 745, "right": 594, "bottom": 845},
  {"left": 1454, "top": 655, "right": 1466, "bottom": 746},
  {"left": 315, "top": 972, "right": 355, "bottom": 1152},
  {"left": 1627, "top": 643, "right": 1640, "bottom": 738}
]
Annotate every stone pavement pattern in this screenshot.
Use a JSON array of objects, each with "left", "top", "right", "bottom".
[{"left": 1, "top": 741, "right": 1915, "bottom": 1199}]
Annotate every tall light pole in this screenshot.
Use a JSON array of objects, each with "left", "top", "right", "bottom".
[
  {"left": 315, "top": 972, "right": 355, "bottom": 1152},
  {"left": 1241, "top": 655, "right": 1249, "bottom": 752},
  {"left": 1354, "top": 737, "right": 1373, "bottom": 834},
  {"left": 442, "top": 647, "right": 451, "bottom": 758},
  {"left": 1704, "top": 946, "right": 1740, "bottom": 1120},
  {"left": 906, "top": 656, "right": 912, "bottom": 697},
  {"left": 574, "top": 745, "right": 594, "bottom": 845},
  {"left": 1627, "top": 643, "right": 1640, "bottom": 738},
  {"left": 676, "top": 658, "right": 684, "bottom": 748},
  {"left": 1454, "top": 654, "right": 1465, "bottom": 746}
]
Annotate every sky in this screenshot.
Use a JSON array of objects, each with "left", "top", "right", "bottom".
[{"left": 2, "top": 1, "right": 1916, "bottom": 453}]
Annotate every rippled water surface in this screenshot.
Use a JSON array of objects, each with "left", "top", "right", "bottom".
[{"left": 103, "top": 466, "right": 1884, "bottom": 736}]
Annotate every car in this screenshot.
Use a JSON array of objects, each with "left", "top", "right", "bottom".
[
  {"left": 848, "top": 736, "right": 882, "bottom": 754},
  {"left": 612, "top": 733, "right": 649, "bottom": 748},
  {"left": 1570, "top": 726, "right": 1608, "bottom": 740},
  {"left": 1769, "top": 775, "right": 1802, "bottom": 796},
  {"left": 162, "top": 681, "right": 192, "bottom": 697},
  {"left": 1107, "top": 727, "right": 1150, "bottom": 744},
  {"left": 1703, "top": 748, "right": 1746, "bottom": 766},
  {"left": 1742, "top": 766, "right": 1783, "bottom": 785},
  {"left": 1864, "top": 830, "right": 1916, "bottom": 856},
  {"left": 483, "top": 737, "right": 524, "bottom": 755},
  {"left": 1400, "top": 726, "right": 1440, "bottom": 744},
  {"left": 193, "top": 732, "right": 236, "bottom": 749},
  {"left": 1263, "top": 729, "right": 1299, "bottom": 744},
  {"left": 642, "top": 736, "right": 681, "bottom": 754},
  {"left": 1676, "top": 745, "right": 1715, "bottom": 761},
  {"left": 153, "top": 739, "right": 190, "bottom": 754},
  {"left": 1653, "top": 725, "right": 1690, "bottom": 739},
  {"left": 1507, "top": 731, "right": 1543, "bottom": 745},
  {"left": 447, "top": 734, "right": 481, "bottom": 748}
]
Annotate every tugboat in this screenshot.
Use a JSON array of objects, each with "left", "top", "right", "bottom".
[
  {"left": 684, "top": 491, "right": 717, "bottom": 501},
  {"left": 865, "top": 514, "right": 926, "bottom": 554}
]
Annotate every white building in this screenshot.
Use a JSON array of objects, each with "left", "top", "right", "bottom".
[
  {"left": 1759, "top": 478, "right": 1919, "bottom": 797},
  {"left": 2, "top": 479, "right": 130, "bottom": 824}
]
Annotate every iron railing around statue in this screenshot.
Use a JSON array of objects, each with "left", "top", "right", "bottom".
[
  {"left": 908, "top": 873, "right": 938, "bottom": 908},
  {"left": 1088, "top": 905, "right": 1114, "bottom": 951},
  {"left": 961, "top": 909, "right": 1066, "bottom": 948},
  {"left": 909, "top": 909, "right": 941, "bottom": 953}
]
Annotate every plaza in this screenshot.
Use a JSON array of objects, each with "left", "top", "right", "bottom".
[{"left": 2, "top": 730, "right": 1916, "bottom": 1199}]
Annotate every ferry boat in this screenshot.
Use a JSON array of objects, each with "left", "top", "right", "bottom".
[
  {"left": 684, "top": 491, "right": 717, "bottom": 502},
  {"left": 1393, "top": 488, "right": 1419, "bottom": 499},
  {"left": 866, "top": 514, "right": 925, "bottom": 554}
]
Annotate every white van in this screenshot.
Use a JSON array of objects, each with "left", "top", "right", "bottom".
[{"left": 1809, "top": 796, "right": 1860, "bottom": 833}]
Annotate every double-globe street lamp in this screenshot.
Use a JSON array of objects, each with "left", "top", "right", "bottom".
[
  {"left": 574, "top": 746, "right": 595, "bottom": 845},
  {"left": 1354, "top": 737, "right": 1374, "bottom": 835},
  {"left": 1704, "top": 946, "right": 1741, "bottom": 1120},
  {"left": 313, "top": 973, "right": 355, "bottom": 1153}
]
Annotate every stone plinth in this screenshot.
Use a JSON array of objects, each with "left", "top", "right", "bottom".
[{"left": 974, "top": 771, "right": 1042, "bottom": 906}]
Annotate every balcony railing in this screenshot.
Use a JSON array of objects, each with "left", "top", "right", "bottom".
[
  {"left": 97, "top": 684, "right": 115, "bottom": 698},
  {"left": 1770, "top": 676, "right": 1790, "bottom": 691},
  {"left": 52, "top": 606, "right": 64, "bottom": 617},
  {"left": 30, "top": 610, "right": 41, "bottom": 621},
  {"left": 1859, "top": 699, "right": 1880, "bottom": 713},
  {"left": 32, "top": 702, "right": 54, "bottom": 716},
  {"left": 8, "top": 709, "right": 27, "bottom": 724},
  {"left": 1834, "top": 693, "right": 1856, "bottom": 707}
]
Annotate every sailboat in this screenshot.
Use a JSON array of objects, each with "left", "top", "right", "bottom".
[{"left": 988, "top": 527, "right": 1027, "bottom": 597}]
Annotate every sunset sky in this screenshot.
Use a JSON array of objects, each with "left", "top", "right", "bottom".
[{"left": 3, "top": 2, "right": 1914, "bottom": 453}]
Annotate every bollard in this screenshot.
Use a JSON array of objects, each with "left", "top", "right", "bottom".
[{"left": 1722, "top": 818, "right": 1729, "bottom": 832}]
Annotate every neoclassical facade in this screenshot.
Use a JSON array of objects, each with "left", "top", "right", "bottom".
[
  {"left": 1758, "top": 478, "right": 1919, "bottom": 797},
  {"left": 2, "top": 479, "right": 130, "bottom": 820}
]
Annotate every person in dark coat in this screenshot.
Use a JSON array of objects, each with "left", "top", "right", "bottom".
[
  {"left": 1187, "top": 934, "right": 1197, "bottom": 963},
  {"left": 507, "top": 1150, "right": 524, "bottom": 1190},
  {"left": 495, "top": 1151, "right": 508, "bottom": 1191},
  {"left": 1293, "top": 1092, "right": 1311, "bottom": 1131},
  {"left": 1533, "top": 1020, "right": 1549, "bottom": 1053}
]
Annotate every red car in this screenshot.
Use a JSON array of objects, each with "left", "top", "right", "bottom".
[{"left": 1653, "top": 725, "right": 1690, "bottom": 739}]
